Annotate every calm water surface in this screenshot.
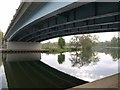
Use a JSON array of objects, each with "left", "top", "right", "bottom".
[
  {"left": 0, "top": 50, "right": 119, "bottom": 88},
  {"left": 0, "top": 53, "right": 8, "bottom": 89},
  {"left": 40, "top": 52, "right": 118, "bottom": 82}
]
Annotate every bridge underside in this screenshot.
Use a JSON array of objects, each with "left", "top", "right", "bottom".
[{"left": 7, "top": 2, "right": 120, "bottom": 42}]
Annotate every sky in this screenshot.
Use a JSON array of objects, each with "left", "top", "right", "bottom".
[
  {"left": 0, "top": 0, "right": 21, "bottom": 33},
  {"left": 41, "top": 32, "right": 118, "bottom": 43},
  {"left": 0, "top": 0, "right": 118, "bottom": 43}
]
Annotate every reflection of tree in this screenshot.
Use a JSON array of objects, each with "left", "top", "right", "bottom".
[
  {"left": 69, "top": 49, "right": 99, "bottom": 68},
  {"left": 58, "top": 53, "right": 65, "bottom": 64},
  {"left": 0, "top": 53, "right": 2, "bottom": 66},
  {"left": 104, "top": 48, "right": 120, "bottom": 61},
  {"left": 69, "top": 35, "right": 99, "bottom": 68}
]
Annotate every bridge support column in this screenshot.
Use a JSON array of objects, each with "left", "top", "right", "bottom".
[
  {"left": 5, "top": 53, "right": 41, "bottom": 61},
  {"left": 6, "top": 42, "right": 41, "bottom": 50}
]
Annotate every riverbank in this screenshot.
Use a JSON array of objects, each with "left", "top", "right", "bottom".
[
  {"left": 46, "top": 48, "right": 81, "bottom": 53},
  {"left": 0, "top": 46, "right": 119, "bottom": 54},
  {"left": 105, "top": 47, "right": 120, "bottom": 49},
  {"left": 71, "top": 73, "right": 119, "bottom": 89},
  {"left": 0, "top": 49, "right": 49, "bottom": 53},
  {"left": 43, "top": 46, "right": 120, "bottom": 54}
]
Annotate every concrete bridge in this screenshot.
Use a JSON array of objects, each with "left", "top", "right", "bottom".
[
  {"left": 3, "top": 1, "right": 119, "bottom": 50},
  {"left": 2, "top": 1, "right": 119, "bottom": 88}
]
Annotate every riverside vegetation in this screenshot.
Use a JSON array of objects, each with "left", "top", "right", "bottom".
[{"left": 41, "top": 35, "right": 120, "bottom": 54}]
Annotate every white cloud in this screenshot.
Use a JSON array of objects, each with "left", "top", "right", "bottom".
[{"left": 0, "top": 0, "right": 21, "bottom": 33}]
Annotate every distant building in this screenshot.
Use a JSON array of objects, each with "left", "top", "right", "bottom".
[{"left": 0, "top": 30, "right": 3, "bottom": 48}]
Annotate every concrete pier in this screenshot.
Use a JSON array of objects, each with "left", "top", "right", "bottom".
[
  {"left": 5, "top": 53, "right": 41, "bottom": 62},
  {"left": 0, "top": 42, "right": 49, "bottom": 53},
  {"left": 70, "top": 73, "right": 119, "bottom": 89},
  {"left": 6, "top": 42, "right": 41, "bottom": 50}
]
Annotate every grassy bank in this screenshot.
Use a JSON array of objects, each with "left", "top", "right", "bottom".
[
  {"left": 43, "top": 46, "right": 119, "bottom": 54},
  {"left": 105, "top": 47, "right": 120, "bottom": 49},
  {"left": 45, "top": 47, "right": 81, "bottom": 54},
  {"left": 48, "top": 48, "right": 69, "bottom": 53}
]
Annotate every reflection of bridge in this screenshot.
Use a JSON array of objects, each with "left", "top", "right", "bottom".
[
  {"left": 3, "top": 53, "right": 87, "bottom": 88},
  {"left": 4, "top": 2, "right": 119, "bottom": 49}
]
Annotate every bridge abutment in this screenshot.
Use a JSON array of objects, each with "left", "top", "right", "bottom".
[
  {"left": 5, "top": 53, "right": 41, "bottom": 61},
  {"left": 6, "top": 42, "right": 41, "bottom": 50}
]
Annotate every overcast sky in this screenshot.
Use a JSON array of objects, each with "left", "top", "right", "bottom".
[
  {"left": 0, "top": 0, "right": 21, "bottom": 33},
  {"left": 0, "top": 0, "right": 118, "bottom": 42},
  {"left": 41, "top": 32, "right": 118, "bottom": 43}
]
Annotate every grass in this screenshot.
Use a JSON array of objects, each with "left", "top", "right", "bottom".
[
  {"left": 105, "top": 47, "right": 120, "bottom": 49},
  {"left": 43, "top": 47, "right": 81, "bottom": 54},
  {"left": 48, "top": 48, "right": 70, "bottom": 53},
  {"left": 44, "top": 46, "right": 119, "bottom": 54}
]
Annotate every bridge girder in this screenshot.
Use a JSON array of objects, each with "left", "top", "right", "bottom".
[{"left": 5, "top": 2, "right": 119, "bottom": 42}]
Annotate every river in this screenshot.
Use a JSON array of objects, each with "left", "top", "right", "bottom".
[{"left": 0, "top": 49, "right": 119, "bottom": 88}]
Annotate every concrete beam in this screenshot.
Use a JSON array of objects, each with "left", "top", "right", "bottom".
[{"left": 6, "top": 42, "right": 41, "bottom": 50}]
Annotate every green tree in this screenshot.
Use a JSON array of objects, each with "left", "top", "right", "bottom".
[
  {"left": 0, "top": 31, "right": 3, "bottom": 48},
  {"left": 58, "top": 53, "right": 65, "bottom": 64},
  {"left": 58, "top": 37, "right": 65, "bottom": 49},
  {"left": 70, "top": 35, "right": 98, "bottom": 51},
  {"left": 69, "top": 48, "right": 99, "bottom": 68},
  {"left": 70, "top": 36, "right": 81, "bottom": 51},
  {"left": 110, "top": 36, "right": 118, "bottom": 47},
  {"left": 0, "top": 53, "right": 2, "bottom": 66},
  {"left": 69, "top": 35, "right": 99, "bottom": 68}
]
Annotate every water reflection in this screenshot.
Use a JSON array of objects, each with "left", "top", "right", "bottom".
[
  {"left": 3, "top": 53, "right": 87, "bottom": 88},
  {"left": 0, "top": 53, "right": 8, "bottom": 89},
  {"left": 5, "top": 53, "right": 41, "bottom": 61},
  {"left": 0, "top": 53, "right": 2, "bottom": 66},
  {"left": 105, "top": 48, "right": 119, "bottom": 61},
  {"left": 0, "top": 53, "right": 2, "bottom": 90},
  {"left": 98, "top": 48, "right": 119, "bottom": 61},
  {"left": 69, "top": 49, "right": 99, "bottom": 68},
  {"left": 58, "top": 53, "right": 65, "bottom": 64},
  {"left": 1, "top": 48, "right": 119, "bottom": 88}
]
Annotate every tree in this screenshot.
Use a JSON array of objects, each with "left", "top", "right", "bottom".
[
  {"left": 58, "top": 53, "right": 65, "bottom": 64},
  {"left": 70, "top": 35, "right": 98, "bottom": 51},
  {"left": 69, "top": 47, "right": 99, "bottom": 68},
  {"left": 110, "top": 36, "right": 118, "bottom": 47},
  {"left": 70, "top": 36, "right": 81, "bottom": 51},
  {"left": 69, "top": 35, "right": 99, "bottom": 68},
  {"left": 0, "top": 31, "right": 3, "bottom": 48},
  {"left": 58, "top": 37, "right": 65, "bottom": 49},
  {"left": 80, "top": 35, "right": 98, "bottom": 50}
]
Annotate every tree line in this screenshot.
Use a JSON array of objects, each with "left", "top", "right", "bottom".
[
  {"left": 41, "top": 35, "right": 119, "bottom": 53},
  {"left": 97, "top": 36, "right": 120, "bottom": 48}
]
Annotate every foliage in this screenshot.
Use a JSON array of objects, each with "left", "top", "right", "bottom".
[
  {"left": 58, "top": 53, "right": 65, "bottom": 64},
  {"left": 69, "top": 49, "right": 99, "bottom": 68},
  {"left": 58, "top": 37, "right": 65, "bottom": 49},
  {"left": 97, "top": 36, "right": 119, "bottom": 48},
  {"left": 0, "top": 53, "right": 2, "bottom": 66},
  {"left": 0, "top": 32, "right": 3, "bottom": 47},
  {"left": 110, "top": 36, "right": 119, "bottom": 47},
  {"left": 47, "top": 48, "right": 71, "bottom": 53},
  {"left": 69, "top": 35, "right": 99, "bottom": 68},
  {"left": 70, "top": 36, "right": 81, "bottom": 50},
  {"left": 70, "top": 35, "right": 98, "bottom": 51},
  {"left": 102, "top": 48, "right": 120, "bottom": 61}
]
